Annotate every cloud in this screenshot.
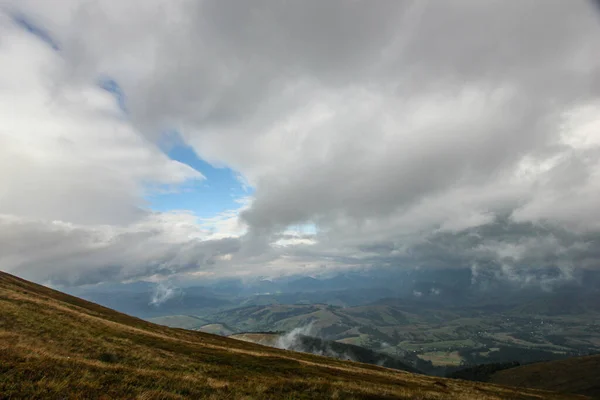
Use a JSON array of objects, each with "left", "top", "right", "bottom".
[
  {"left": 0, "top": 212, "right": 242, "bottom": 285},
  {"left": 0, "top": 12, "right": 200, "bottom": 226},
  {"left": 149, "top": 280, "right": 180, "bottom": 306},
  {"left": 1, "top": 1, "right": 600, "bottom": 286},
  {"left": 274, "top": 323, "right": 356, "bottom": 361},
  {"left": 275, "top": 324, "right": 316, "bottom": 351}
]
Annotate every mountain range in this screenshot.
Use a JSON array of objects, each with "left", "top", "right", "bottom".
[{"left": 0, "top": 270, "right": 590, "bottom": 399}]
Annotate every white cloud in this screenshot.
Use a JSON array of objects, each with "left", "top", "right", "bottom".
[
  {"left": 149, "top": 280, "right": 180, "bottom": 306},
  {"left": 0, "top": 212, "right": 242, "bottom": 285},
  {"left": 1, "top": 1, "right": 600, "bottom": 285},
  {"left": 0, "top": 13, "right": 200, "bottom": 225}
]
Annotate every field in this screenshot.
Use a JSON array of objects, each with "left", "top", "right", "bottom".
[{"left": 418, "top": 351, "right": 463, "bottom": 367}]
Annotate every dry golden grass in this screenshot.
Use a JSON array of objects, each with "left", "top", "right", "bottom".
[{"left": 0, "top": 271, "right": 587, "bottom": 399}]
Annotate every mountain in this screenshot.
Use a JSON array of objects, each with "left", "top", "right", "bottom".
[
  {"left": 197, "top": 323, "right": 237, "bottom": 336},
  {"left": 73, "top": 286, "right": 233, "bottom": 318},
  {"left": 0, "top": 271, "right": 582, "bottom": 399},
  {"left": 508, "top": 291, "right": 600, "bottom": 317},
  {"left": 147, "top": 314, "right": 208, "bottom": 330},
  {"left": 200, "top": 299, "right": 600, "bottom": 376},
  {"left": 229, "top": 332, "right": 420, "bottom": 373},
  {"left": 62, "top": 268, "right": 600, "bottom": 320},
  {"left": 489, "top": 354, "right": 600, "bottom": 398},
  {"left": 203, "top": 303, "right": 427, "bottom": 341}
]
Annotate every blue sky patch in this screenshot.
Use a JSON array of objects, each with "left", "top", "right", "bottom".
[
  {"left": 148, "top": 133, "right": 252, "bottom": 218},
  {"left": 13, "top": 13, "right": 248, "bottom": 220}
]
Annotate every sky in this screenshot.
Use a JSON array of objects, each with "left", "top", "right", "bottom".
[{"left": 1, "top": 0, "right": 600, "bottom": 287}]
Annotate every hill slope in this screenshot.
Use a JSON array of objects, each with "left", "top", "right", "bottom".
[
  {"left": 489, "top": 355, "right": 600, "bottom": 398},
  {"left": 0, "top": 271, "right": 585, "bottom": 399},
  {"left": 229, "top": 332, "right": 419, "bottom": 373}
]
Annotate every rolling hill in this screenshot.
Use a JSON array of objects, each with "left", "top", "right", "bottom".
[
  {"left": 0, "top": 271, "right": 587, "bottom": 399},
  {"left": 147, "top": 315, "right": 208, "bottom": 330},
  {"left": 198, "top": 299, "right": 600, "bottom": 375},
  {"left": 203, "top": 303, "right": 428, "bottom": 342},
  {"left": 489, "top": 354, "right": 600, "bottom": 398},
  {"left": 228, "top": 332, "right": 420, "bottom": 373}
]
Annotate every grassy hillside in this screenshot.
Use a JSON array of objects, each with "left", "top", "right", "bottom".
[
  {"left": 0, "top": 271, "right": 586, "bottom": 399},
  {"left": 489, "top": 355, "right": 600, "bottom": 398},
  {"left": 229, "top": 332, "right": 420, "bottom": 373},
  {"left": 229, "top": 332, "right": 281, "bottom": 347},
  {"left": 197, "top": 323, "right": 237, "bottom": 336},
  {"left": 147, "top": 315, "right": 208, "bottom": 330}
]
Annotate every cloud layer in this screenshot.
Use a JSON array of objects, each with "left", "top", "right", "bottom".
[{"left": 1, "top": 1, "right": 600, "bottom": 286}]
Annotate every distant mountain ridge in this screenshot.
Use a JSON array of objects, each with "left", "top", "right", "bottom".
[{"left": 61, "top": 267, "right": 600, "bottom": 322}]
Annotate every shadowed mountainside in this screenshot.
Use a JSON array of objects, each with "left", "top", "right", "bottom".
[
  {"left": 229, "top": 332, "right": 420, "bottom": 373},
  {"left": 489, "top": 355, "right": 600, "bottom": 398},
  {"left": 0, "top": 271, "right": 588, "bottom": 399}
]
